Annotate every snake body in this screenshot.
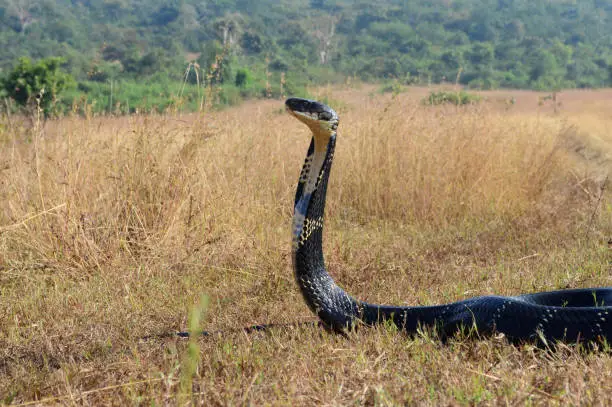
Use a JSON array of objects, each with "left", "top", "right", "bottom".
[{"left": 286, "top": 97, "right": 612, "bottom": 344}]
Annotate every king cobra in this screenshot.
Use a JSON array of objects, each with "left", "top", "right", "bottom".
[{"left": 286, "top": 97, "right": 612, "bottom": 344}]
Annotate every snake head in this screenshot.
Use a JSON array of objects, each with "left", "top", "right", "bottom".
[{"left": 285, "top": 98, "right": 339, "bottom": 135}]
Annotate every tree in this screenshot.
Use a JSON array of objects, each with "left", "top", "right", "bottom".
[
  {"left": 309, "top": 15, "right": 338, "bottom": 64},
  {"left": 213, "top": 13, "right": 244, "bottom": 48},
  {"left": 2, "top": 56, "right": 74, "bottom": 116},
  {"left": 6, "top": 0, "right": 35, "bottom": 33},
  {"left": 151, "top": 5, "right": 180, "bottom": 26},
  {"left": 241, "top": 31, "right": 263, "bottom": 54},
  {"left": 466, "top": 43, "right": 494, "bottom": 67}
]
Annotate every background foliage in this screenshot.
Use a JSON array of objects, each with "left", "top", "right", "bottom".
[
  {"left": 1, "top": 0, "right": 612, "bottom": 113},
  {"left": 1, "top": 56, "right": 74, "bottom": 115}
]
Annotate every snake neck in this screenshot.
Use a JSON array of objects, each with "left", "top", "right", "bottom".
[
  {"left": 292, "top": 134, "right": 362, "bottom": 330},
  {"left": 290, "top": 134, "right": 463, "bottom": 332},
  {"left": 291, "top": 133, "right": 449, "bottom": 331}
]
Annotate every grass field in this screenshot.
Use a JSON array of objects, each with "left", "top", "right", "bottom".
[{"left": 1, "top": 87, "right": 611, "bottom": 405}]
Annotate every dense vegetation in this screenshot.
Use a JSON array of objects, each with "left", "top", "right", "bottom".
[{"left": 1, "top": 0, "right": 612, "bottom": 113}]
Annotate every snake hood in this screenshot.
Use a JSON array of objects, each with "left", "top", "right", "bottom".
[{"left": 285, "top": 97, "right": 612, "bottom": 344}]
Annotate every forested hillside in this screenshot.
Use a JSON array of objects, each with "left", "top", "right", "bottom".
[{"left": 1, "top": 0, "right": 612, "bottom": 113}]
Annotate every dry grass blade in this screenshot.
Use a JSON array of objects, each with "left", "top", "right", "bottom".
[
  {"left": 11, "top": 378, "right": 164, "bottom": 406},
  {"left": 0, "top": 88, "right": 611, "bottom": 405}
]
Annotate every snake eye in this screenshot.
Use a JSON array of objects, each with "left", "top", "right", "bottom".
[{"left": 319, "top": 111, "right": 333, "bottom": 121}]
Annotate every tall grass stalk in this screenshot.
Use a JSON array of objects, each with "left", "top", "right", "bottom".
[
  {"left": 1, "top": 88, "right": 610, "bottom": 405},
  {"left": 178, "top": 294, "right": 208, "bottom": 403}
]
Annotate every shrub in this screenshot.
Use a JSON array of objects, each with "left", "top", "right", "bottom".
[
  {"left": 2, "top": 57, "right": 74, "bottom": 116},
  {"left": 423, "top": 90, "right": 481, "bottom": 106},
  {"left": 235, "top": 68, "right": 252, "bottom": 88}
]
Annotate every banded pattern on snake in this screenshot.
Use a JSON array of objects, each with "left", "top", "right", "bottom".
[{"left": 286, "top": 97, "right": 612, "bottom": 344}]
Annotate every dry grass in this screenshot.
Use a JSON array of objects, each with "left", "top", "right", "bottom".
[{"left": 1, "top": 88, "right": 611, "bottom": 405}]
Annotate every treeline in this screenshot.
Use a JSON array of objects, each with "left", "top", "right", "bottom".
[{"left": 1, "top": 0, "right": 611, "bottom": 114}]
